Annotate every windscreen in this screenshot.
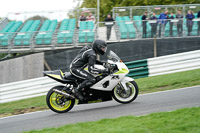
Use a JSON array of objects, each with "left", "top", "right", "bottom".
[{"left": 107, "top": 51, "right": 121, "bottom": 62}]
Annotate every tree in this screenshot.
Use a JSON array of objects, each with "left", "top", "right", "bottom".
[
  {"left": 80, "top": 0, "right": 200, "bottom": 21},
  {"left": 67, "top": 2, "right": 82, "bottom": 19}
]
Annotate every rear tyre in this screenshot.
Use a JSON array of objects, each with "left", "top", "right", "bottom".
[
  {"left": 46, "top": 86, "right": 75, "bottom": 113},
  {"left": 112, "top": 81, "right": 138, "bottom": 104}
]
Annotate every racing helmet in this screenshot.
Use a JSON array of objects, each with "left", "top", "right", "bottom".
[{"left": 92, "top": 39, "right": 107, "bottom": 55}]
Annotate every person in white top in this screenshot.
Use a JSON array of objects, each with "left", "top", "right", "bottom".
[{"left": 86, "top": 13, "right": 95, "bottom": 22}]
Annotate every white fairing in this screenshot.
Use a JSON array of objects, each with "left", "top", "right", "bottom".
[
  {"left": 91, "top": 74, "right": 125, "bottom": 91},
  {"left": 88, "top": 50, "right": 134, "bottom": 91},
  {"left": 91, "top": 60, "right": 132, "bottom": 91},
  {"left": 116, "top": 62, "right": 129, "bottom": 73}
]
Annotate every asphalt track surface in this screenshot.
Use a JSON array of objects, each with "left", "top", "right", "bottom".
[{"left": 0, "top": 86, "right": 200, "bottom": 133}]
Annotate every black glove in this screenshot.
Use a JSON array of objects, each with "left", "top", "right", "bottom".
[{"left": 101, "top": 68, "right": 110, "bottom": 74}]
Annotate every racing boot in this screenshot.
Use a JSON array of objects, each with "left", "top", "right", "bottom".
[
  {"left": 74, "top": 80, "right": 94, "bottom": 100},
  {"left": 73, "top": 85, "right": 84, "bottom": 100}
]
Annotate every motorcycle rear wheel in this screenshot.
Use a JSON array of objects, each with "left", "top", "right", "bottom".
[
  {"left": 46, "top": 86, "right": 75, "bottom": 113},
  {"left": 112, "top": 81, "right": 138, "bottom": 104}
]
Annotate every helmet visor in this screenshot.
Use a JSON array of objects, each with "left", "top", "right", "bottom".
[{"left": 101, "top": 46, "right": 107, "bottom": 53}]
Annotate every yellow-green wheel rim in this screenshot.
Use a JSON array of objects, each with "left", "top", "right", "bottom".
[{"left": 50, "top": 92, "right": 72, "bottom": 111}]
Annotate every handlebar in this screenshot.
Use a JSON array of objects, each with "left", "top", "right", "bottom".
[{"left": 104, "top": 63, "right": 117, "bottom": 73}]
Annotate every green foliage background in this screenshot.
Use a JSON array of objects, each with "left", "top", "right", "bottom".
[{"left": 80, "top": 0, "right": 200, "bottom": 21}]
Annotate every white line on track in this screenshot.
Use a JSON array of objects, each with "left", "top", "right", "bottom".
[
  {"left": 0, "top": 110, "right": 50, "bottom": 120},
  {"left": 139, "top": 85, "right": 200, "bottom": 97},
  {"left": 0, "top": 85, "right": 199, "bottom": 120}
]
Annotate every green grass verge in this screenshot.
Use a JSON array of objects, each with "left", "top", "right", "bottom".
[
  {"left": 0, "top": 68, "right": 200, "bottom": 117},
  {"left": 23, "top": 107, "right": 200, "bottom": 133},
  {"left": 0, "top": 96, "right": 47, "bottom": 117},
  {"left": 137, "top": 68, "right": 200, "bottom": 93}
]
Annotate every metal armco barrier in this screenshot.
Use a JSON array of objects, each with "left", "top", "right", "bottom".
[
  {"left": 125, "top": 59, "right": 149, "bottom": 79},
  {"left": 147, "top": 50, "right": 200, "bottom": 76},
  {"left": 0, "top": 50, "right": 200, "bottom": 103},
  {"left": 125, "top": 49, "right": 200, "bottom": 79},
  {"left": 0, "top": 77, "right": 62, "bottom": 103}
]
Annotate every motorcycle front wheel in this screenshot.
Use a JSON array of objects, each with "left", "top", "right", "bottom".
[
  {"left": 112, "top": 81, "right": 138, "bottom": 104},
  {"left": 46, "top": 86, "right": 75, "bottom": 113}
]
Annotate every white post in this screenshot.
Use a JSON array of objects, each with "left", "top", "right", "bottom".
[{"left": 97, "top": 0, "right": 100, "bottom": 39}]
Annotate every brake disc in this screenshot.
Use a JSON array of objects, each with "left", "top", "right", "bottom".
[{"left": 55, "top": 95, "right": 65, "bottom": 105}]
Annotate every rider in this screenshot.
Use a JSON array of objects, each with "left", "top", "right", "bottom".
[{"left": 70, "top": 39, "right": 109, "bottom": 100}]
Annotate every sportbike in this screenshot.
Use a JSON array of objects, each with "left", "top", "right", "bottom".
[{"left": 44, "top": 51, "right": 139, "bottom": 113}]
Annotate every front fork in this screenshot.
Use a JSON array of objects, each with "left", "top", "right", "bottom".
[{"left": 120, "top": 77, "right": 134, "bottom": 91}]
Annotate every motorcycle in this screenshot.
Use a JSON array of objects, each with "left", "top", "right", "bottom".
[{"left": 43, "top": 50, "right": 139, "bottom": 113}]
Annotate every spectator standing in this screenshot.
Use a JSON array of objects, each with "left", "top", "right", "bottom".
[
  {"left": 176, "top": 10, "right": 184, "bottom": 36},
  {"left": 104, "top": 14, "right": 115, "bottom": 40},
  {"left": 79, "top": 12, "right": 86, "bottom": 21},
  {"left": 78, "top": 12, "right": 86, "bottom": 28},
  {"left": 169, "top": 12, "right": 175, "bottom": 37},
  {"left": 197, "top": 11, "right": 200, "bottom": 35},
  {"left": 142, "top": 11, "right": 148, "bottom": 38},
  {"left": 186, "top": 10, "right": 195, "bottom": 36},
  {"left": 158, "top": 10, "right": 169, "bottom": 37},
  {"left": 150, "top": 12, "right": 158, "bottom": 37},
  {"left": 86, "top": 13, "right": 96, "bottom": 22}
]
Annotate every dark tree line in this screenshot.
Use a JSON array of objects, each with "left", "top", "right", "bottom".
[{"left": 79, "top": 0, "right": 200, "bottom": 21}]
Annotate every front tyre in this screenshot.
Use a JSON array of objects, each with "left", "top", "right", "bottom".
[
  {"left": 46, "top": 86, "right": 75, "bottom": 113},
  {"left": 112, "top": 81, "right": 138, "bottom": 104}
]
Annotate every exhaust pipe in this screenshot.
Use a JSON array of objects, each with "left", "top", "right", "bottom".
[{"left": 53, "top": 89, "right": 75, "bottom": 99}]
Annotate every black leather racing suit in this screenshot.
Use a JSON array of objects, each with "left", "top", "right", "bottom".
[{"left": 70, "top": 45, "right": 104, "bottom": 89}]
